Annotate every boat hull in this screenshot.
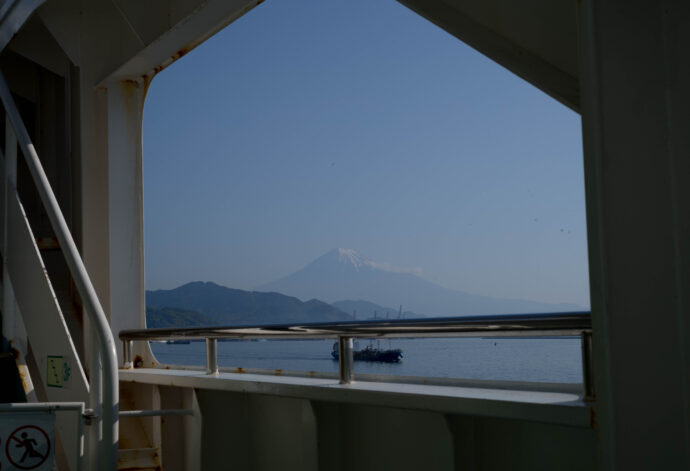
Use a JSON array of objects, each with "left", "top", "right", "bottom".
[{"left": 331, "top": 347, "right": 403, "bottom": 363}]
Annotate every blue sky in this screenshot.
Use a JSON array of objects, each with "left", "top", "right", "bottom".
[{"left": 143, "top": 0, "right": 590, "bottom": 307}]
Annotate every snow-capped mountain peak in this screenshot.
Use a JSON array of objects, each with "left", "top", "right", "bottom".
[
  {"left": 322, "top": 248, "right": 420, "bottom": 274},
  {"left": 257, "top": 248, "right": 581, "bottom": 316},
  {"left": 334, "top": 248, "right": 367, "bottom": 270}
]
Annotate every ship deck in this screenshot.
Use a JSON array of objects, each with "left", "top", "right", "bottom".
[{"left": 120, "top": 367, "right": 591, "bottom": 428}]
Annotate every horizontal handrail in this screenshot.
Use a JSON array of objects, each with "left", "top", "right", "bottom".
[
  {"left": 120, "top": 311, "right": 591, "bottom": 341},
  {"left": 0, "top": 402, "right": 85, "bottom": 413},
  {"left": 119, "top": 409, "right": 194, "bottom": 418},
  {"left": 0, "top": 70, "right": 119, "bottom": 471},
  {"left": 120, "top": 311, "right": 594, "bottom": 399}
]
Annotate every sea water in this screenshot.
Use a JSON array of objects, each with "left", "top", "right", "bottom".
[{"left": 151, "top": 337, "right": 582, "bottom": 383}]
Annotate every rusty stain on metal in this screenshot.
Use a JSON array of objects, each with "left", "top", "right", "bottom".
[
  {"left": 120, "top": 79, "right": 143, "bottom": 117},
  {"left": 35, "top": 237, "right": 59, "bottom": 250},
  {"left": 235, "top": 367, "right": 244, "bottom": 374},
  {"left": 133, "top": 355, "right": 143, "bottom": 368},
  {"left": 152, "top": 46, "right": 193, "bottom": 76},
  {"left": 17, "top": 351, "right": 32, "bottom": 392},
  {"left": 174, "top": 46, "right": 191, "bottom": 61},
  {"left": 274, "top": 369, "right": 282, "bottom": 376},
  {"left": 145, "top": 0, "right": 265, "bottom": 81},
  {"left": 19, "top": 374, "right": 29, "bottom": 391},
  {"left": 117, "top": 447, "right": 161, "bottom": 470}
]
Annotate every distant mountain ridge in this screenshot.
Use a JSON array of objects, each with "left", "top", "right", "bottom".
[
  {"left": 146, "top": 307, "right": 216, "bottom": 328},
  {"left": 146, "top": 281, "right": 353, "bottom": 325},
  {"left": 258, "top": 248, "right": 583, "bottom": 316},
  {"left": 332, "top": 300, "right": 423, "bottom": 319}
]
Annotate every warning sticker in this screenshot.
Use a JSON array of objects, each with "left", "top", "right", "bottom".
[
  {"left": 46, "top": 356, "right": 63, "bottom": 388},
  {"left": 0, "top": 413, "right": 54, "bottom": 470}
]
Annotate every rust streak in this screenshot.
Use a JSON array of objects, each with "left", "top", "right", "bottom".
[
  {"left": 18, "top": 365, "right": 30, "bottom": 391},
  {"left": 174, "top": 46, "right": 192, "bottom": 60},
  {"left": 146, "top": 0, "right": 264, "bottom": 83}
]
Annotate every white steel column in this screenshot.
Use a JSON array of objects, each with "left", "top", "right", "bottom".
[
  {"left": 107, "top": 78, "right": 150, "bottom": 365},
  {"left": 579, "top": 1, "right": 690, "bottom": 468}
]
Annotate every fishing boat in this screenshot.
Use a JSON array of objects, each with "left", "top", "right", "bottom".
[{"left": 331, "top": 342, "right": 403, "bottom": 363}]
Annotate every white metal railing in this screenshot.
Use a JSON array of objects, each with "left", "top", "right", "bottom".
[
  {"left": 121, "top": 311, "right": 595, "bottom": 400},
  {"left": 0, "top": 70, "right": 119, "bottom": 471}
]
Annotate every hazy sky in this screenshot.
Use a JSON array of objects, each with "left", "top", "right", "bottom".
[{"left": 143, "top": 0, "right": 590, "bottom": 307}]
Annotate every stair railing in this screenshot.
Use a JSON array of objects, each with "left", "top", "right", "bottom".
[{"left": 0, "top": 70, "right": 119, "bottom": 471}]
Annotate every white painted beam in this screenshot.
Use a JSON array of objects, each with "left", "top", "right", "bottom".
[
  {"left": 399, "top": 0, "right": 579, "bottom": 111},
  {"left": 107, "top": 78, "right": 148, "bottom": 366},
  {"left": 579, "top": 0, "right": 690, "bottom": 468}
]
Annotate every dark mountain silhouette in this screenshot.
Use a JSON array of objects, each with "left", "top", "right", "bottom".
[
  {"left": 146, "top": 281, "right": 353, "bottom": 325},
  {"left": 146, "top": 307, "right": 216, "bottom": 328},
  {"left": 258, "top": 248, "right": 583, "bottom": 316}
]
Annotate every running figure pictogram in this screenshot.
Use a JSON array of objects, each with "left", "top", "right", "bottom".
[
  {"left": 5, "top": 425, "right": 51, "bottom": 469},
  {"left": 15, "top": 431, "right": 45, "bottom": 463}
]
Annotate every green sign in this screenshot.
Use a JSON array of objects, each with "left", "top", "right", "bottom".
[{"left": 46, "top": 356, "right": 63, "bottom": 388}]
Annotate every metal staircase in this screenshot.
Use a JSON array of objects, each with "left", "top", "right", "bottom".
[{"left": 0, "top": 66, "right": 119, "bottom": 470}]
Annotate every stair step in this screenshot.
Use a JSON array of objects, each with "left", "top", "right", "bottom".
[{"left": 117, "top": 447, "right": 161, "bottom": 470}]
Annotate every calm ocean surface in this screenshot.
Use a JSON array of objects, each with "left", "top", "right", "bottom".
[{"left": 151, "top": 337, "right": 582, "bottom": 383}]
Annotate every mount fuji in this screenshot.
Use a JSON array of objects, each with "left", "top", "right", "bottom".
[{"left": 257, "top": 248, "right": 582, "bottom": 316}]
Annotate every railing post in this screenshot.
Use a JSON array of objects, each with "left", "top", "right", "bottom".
[
  {"left": 581, "top": 331, "right": 595, "bottom": 401},
  {"left": 338, "top": 336, "right": 354, "bottom": 384},
  {"left": 206, "top": 338, "right": 218, "bottom": 374},
  {"left": 123, "top": 340, "right": 133, "bottom": 369},
  {"left": 87, "top": 338, "right": 102, "bottom": 471}
]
